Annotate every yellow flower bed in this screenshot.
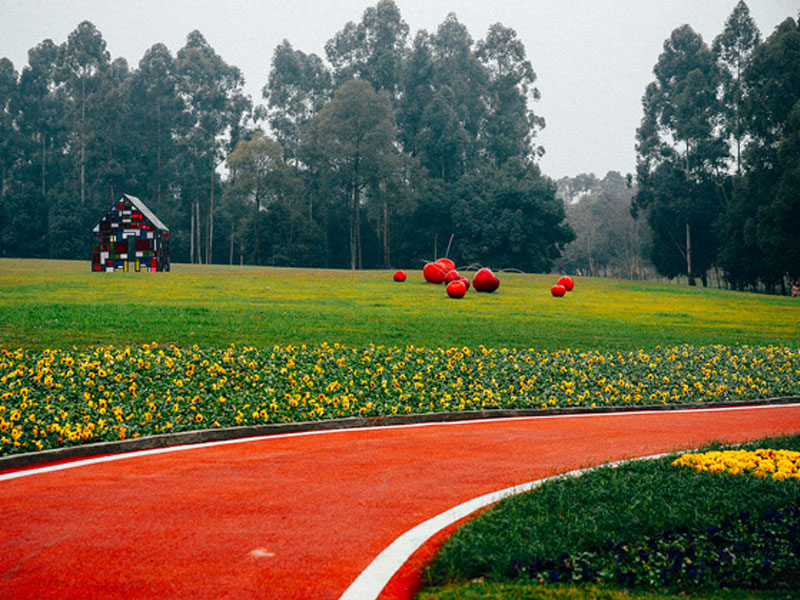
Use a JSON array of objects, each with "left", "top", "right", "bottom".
[
  {"left": 673, "top": 449, "right": 800, "bottom": 481},
  {"left": 1, "top": 343, "right": 799, "bottom": 456}
]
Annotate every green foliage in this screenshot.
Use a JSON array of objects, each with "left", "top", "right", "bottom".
[
  {"left": 423, "top": 435, "right": 800, "bottom": 593},
  {"left": 417, "top": 582, "right": 800, "bottom": 600},
  {"left": 636, "top": 6, "right": 800, "bottom": 294}
]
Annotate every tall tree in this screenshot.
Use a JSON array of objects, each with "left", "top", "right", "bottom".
[
  {"left": 634, "top": 25, "right": 727, "bottom": 285},
  {"left": 713, "top": 0, "right": 761, "bottom": 174},
  {"left": 451, "top": 159, "right": 574, "bottom": 272},
  {"left": 324, "top": 0, "right": 409, "bottom": 99},
  {"left": 263, "top": 40, "right": 331, "bottom": 166},
  {"left": 397, "top": 31, "right": 435, "bottom": 157},
  {"left": 176, "top": 30, "right": 251, "bottom": 264},
  {"left": 0, "top": 58, "right": 18, "bottom": 199},
  {"left": 55, "top": 21, "right": 110, "bottom": 206},
  {"left": 416, "top": 86, "right": 471, "bottom": 182},
  {"left": 721, "top": 16, "right": 800, "bottom": 291},
  {"left": 224, "top": 131, "right": 302, "bottom": 265},
  {"left": 429, "top": 14, "right": 487, "bottom": 150},
  {"left": 476, "top": 23, "right": 544, "bottom": 166},
  {"left": 300, "top": 79, "right": 396, "bottom": 269},
  {"left": 128, "top": 44, "right": 186, "bottom": 209}
]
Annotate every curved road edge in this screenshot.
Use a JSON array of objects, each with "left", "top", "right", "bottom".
[{"left": 2, "top": 397, "right": 797, "bottom": 472}]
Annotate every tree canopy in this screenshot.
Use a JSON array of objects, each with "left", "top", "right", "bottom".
[{"left": 0, "top": 2, "right": 572, "bottom": 273}]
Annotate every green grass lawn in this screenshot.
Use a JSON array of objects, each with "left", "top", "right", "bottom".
[
  {"left": 1, "top": 259, "right": 798, "bottom": 350},
  {"left": 419, "top": 435, "right": 800, "bottom": 599}
]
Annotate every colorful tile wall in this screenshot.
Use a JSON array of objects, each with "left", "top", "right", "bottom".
[{"left": 91, "top": 196, "right": 170, "bottom": 272}]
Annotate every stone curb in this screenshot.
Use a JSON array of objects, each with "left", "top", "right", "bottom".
[{"left": 2, "top": 397, "right": 798, "bottom": 472}]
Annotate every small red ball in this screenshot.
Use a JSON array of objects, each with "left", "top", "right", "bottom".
[
  {"left": 557, "top": 276, "right": 574, "bottom": 291},
  {"left": 551, "top": 284, "right": 566, "bottom": 297},
  {"left": 444, "top": 269, "right": 461, "bottom": 284},
  {"left": 446, "top": 280, "right": 467, "bottom": 298},
  {"left": 393, "top": 270, "right": 407, "bottom": 282}
]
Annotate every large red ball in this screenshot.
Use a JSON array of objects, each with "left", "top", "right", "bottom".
[
  {"left": 446, "top": 280, "right": 467, "bottom": 298},
  {"left": 551, "top": 284, "right": 566, "bottom": 297},
  {"left": 423, "top": 262, "right": 447, "bottom": 284},
  {"left": 473, "top": 267, "right": 500, "bottom": 293},
  {"left": 436, "top": 258, "right": 456, "bottom": 271},
  {"left": 557, "top": 275, "right": 574, "bottom": 291},
  {"left": 393, "top": 270, "right": 407, "bottom": 282}
]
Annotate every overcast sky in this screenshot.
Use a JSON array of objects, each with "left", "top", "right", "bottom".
[{"left": 2, "top": 0, "right": 797, "bottom": 180}]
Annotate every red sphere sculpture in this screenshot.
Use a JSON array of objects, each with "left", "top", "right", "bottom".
[
  {"left": 423, "top": 262, "right": 447, "bottom": 284},
  {"left": 557, "top": 275, "right": 574, "bottom": 291},
  {"left": 551, "top": 284, "right": 566, "bottom": 297},
  {"left": 393, "top": 270, "right": 407, "bottom": 282},
  {"left": 446, "top": 280, "right": 467, "bottom": 298},
  {"left": 473, "top": 267, "right": 500, "bottom": 293}
]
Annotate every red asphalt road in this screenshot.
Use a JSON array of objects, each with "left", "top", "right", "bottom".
[{"left": 1, "top": 405, "right": 799, "bottom": 600}]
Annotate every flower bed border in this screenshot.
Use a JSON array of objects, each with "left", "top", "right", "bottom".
[{"left": 1, "top": 396, "right": 798, "bottom": 472}]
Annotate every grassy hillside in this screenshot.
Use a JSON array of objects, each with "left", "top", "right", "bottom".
[{"left": 1, "top": 259, "right": 798, "bottom": 351}]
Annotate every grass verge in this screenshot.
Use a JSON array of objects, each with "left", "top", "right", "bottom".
[
  {"left": 420, "top": 434, "right": 800, "bottom": 598},
  {"left": 416, "top": 582, "right": 800, "bottom": 599}
]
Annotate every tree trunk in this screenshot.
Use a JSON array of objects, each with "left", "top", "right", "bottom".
[
  {"left": 229, "top": 221, "right": 234, "bottom": 266},
  {"left": 383, "top": 199, "right": 390, "bottom": 269},
  {"left": 80, "top": 75, "right": 86, "bottom": 205},
  {"left": 195, "top": 198, "right": 203, "bottom": 264},
  {"left": 686, "top": 222, "right": 694, "bottom": 286},
  {"left": 254, "top": 193, "right": 261, "bottom": 265},
  {"left": 207, "top": 163, "right": 214, "bottom": 264},
  {"left": 41, "top": 135, "right": 47, "bottom": 198},
  {"left": 349, "top": 185, "right": 357, "bottom": 270},
  {"left": 156, "top": 102, "right": 162, "bottom": 204},
  {"left": 190, "top": 207, "right": 195, "bottom": 263}
]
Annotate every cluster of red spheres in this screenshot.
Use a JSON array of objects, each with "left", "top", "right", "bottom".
[
  {"left": 551, "top": 275, "right": 575, "bottom": 297},
  {"left": 394, "top": 258, "right": 500, "bottom": 299}
]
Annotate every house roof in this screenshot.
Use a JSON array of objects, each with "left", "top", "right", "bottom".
[{"left": 92, "top": 194, "right": 169, "bottom": 233}]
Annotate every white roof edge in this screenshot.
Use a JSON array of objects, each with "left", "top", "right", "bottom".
[{"left": 121, "top": 194, "right": 169, "bottom": 232}]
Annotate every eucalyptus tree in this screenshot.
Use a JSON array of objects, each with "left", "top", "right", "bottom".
[
  {"left": 263, "top": 40, "right": 331, "bottom": 166},
  {"left": 713, "top": 0, "right": 761, "bottom": 174},
  {"left": 426, "top": 13, "right": 488, "bottom": 171},
  {"left": 13, "top": 40, "right": 61, "bottom": 203},
  {"left": 0, "top": 58, "right": 18, "bottom": 199},
  {"left": 56, "top": 21, "right": 111, "bottom": 207},
  {"left": 634, "top": 25, "right": 726, "bottom": 285},
  {"left": 128, "top": 44, "right": 186, "bottom": 209},
  {"left": 397, "top": 31, "right": 435, "bottom": 157},
  {"left": 300, "top": 79, "right": 396, "bottom": 269},
  {"left": 720, "top": 16, "right": 800, "bottom": 291},
  {"left": 416, "top": 86, "right": 471, "bottom": 181},
  {"left": 176, "top": 30, "right": 251, "bottom": 264},
  {"left": 224, "top": 131, "right": 302, "bottom": 265},
  {"left": 476, "top": 23, "right": 544, "bottom": 166},
  {"left": 1, "top": 40, "right": 63, "bottom": 258},
  {"left": 324, "top": 0, "right": 409, "bottom": 100}
]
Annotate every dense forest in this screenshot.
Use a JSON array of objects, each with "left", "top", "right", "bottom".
[
  {"left": 0, "top": 1, "right": 571, "bottom": 272},
  {"left": 0, "top": 1, "right": 798, "bottom": 291},
  {"left": 634, "top": 2, "right": 800, "bottom": 292}
]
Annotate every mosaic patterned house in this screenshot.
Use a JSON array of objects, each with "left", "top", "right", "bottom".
[{"left": 92, "top": 194, "right": 170, "bottom": 272}]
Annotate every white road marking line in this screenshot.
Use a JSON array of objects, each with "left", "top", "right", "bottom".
[{"left": 339, "top": 454, "right": 672, "bottom": 600}]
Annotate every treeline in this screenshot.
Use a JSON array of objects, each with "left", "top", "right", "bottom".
[
  {"left": 557, "top": 171, "right": 653, "bottom": 280},
  {"left": 634, "top": 2, "right": 800, "bottom": 293},
  {"left": 0, "top": 0, "right": 573, "bottom": 271}
]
